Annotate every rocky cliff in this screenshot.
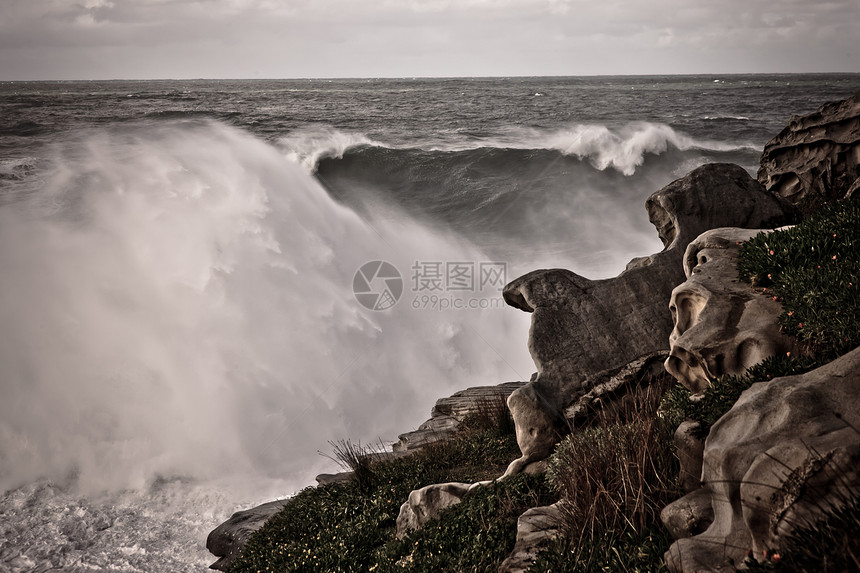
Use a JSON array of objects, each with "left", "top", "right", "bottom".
[
  {"left": 758, "top": 90, "right": 860, "bottom": 215},
  {"left": 208, "top": 91, "right": 860, "bottom": 573}
]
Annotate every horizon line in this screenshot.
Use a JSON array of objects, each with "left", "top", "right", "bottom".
[{"left": 2, "top": 71, "right": 859, "bottom": 83}]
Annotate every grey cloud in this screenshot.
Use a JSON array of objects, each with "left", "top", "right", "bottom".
[{"left": 0, "top": 0, "right": 857, "bottom": 79}]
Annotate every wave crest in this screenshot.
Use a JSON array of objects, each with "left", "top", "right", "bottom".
[
  {"left": 282, "top": 122, "right": 755, "bottom": 176},
  {"left": 276, "top": 126, "right": 386, "bottom": 171}
]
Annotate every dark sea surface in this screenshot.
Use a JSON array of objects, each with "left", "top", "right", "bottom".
[{"left": 0, "top": 74, "right": 857, "bottom": 572}]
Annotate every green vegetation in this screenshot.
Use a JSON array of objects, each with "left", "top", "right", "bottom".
[
  {"left": 383, "top": 473, "right": 555, "bottom": 573},
  {"left": 227, "top": 400, "right": 557, "bottom": 573},
  {"left": 738, "top": 194, "right": 860, "bottom": 355},
  {"left": 664, "top": 194, "right": 860, "bottom": 439}
]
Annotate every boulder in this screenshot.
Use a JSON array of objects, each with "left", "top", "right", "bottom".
[
  {"left": 394, "top": 480, "right": 492, "bottom": 539},
  {"left": 660, "top": 488, "right": 714, "bottom": 541},
  {"left": 206, "top": 499, "right": 289, "bottom": 571},
  {"left": 758, "top": 91, "right": 860, "bottom": 215},
  {"left": 502, "top": 164, "right": 791, "bottom": 475},
  {"left": 498, "top": 502, "right": 565, "bottom": 573},
  {"left": 664, "top": 227, "right": 797, "bottom": 393},
  {"left": 664, "top": 346, "right": 860, "bottom": 573}
]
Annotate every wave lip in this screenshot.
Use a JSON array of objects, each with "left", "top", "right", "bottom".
[
  {"left": 282, "top": 122, "right": 757, "bottom": 176},
  {"left": 276, "top": 125, "right": 388, "bottom": 171}
]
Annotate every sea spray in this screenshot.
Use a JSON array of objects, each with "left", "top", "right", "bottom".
[{"left": 0, "top": 120, "right": 532, "bottom": 570}]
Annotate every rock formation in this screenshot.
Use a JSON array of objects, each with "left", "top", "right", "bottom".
[
  {"left": 393, "top": 381, "right": 524, "bottom": 453},
  {"left": 502, "top": 164, "right": 791, "bottom": 475},
  {"left": 664, "top": 346, "right": 860, "bottom": 573},
  {"left": 664, "top": 227, "right": 798, "bottom": 393},
  {"left": 206, "top": 499, "right": 289, "bottom": 571},
  {"left": 498, "top": 503, "right": 565, "bottom": 573},
  {"left": 758, "top": 90, "right": 860, "bottom": 215}
]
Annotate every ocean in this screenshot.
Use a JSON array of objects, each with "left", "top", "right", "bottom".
[{"left": 0, "top": 74, "right": 857, "bottom": 571}]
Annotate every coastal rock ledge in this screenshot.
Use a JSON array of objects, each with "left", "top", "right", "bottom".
[{"left": 665, "top": 346, "right": 860, "bottom": 573}]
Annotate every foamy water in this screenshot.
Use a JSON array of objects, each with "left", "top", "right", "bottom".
[{"left": 0, "top": 121, "right": 533, "bottom": 571}]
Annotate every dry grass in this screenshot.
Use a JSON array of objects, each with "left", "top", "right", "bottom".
[{"left": 547, "top": 376, "right": 681, "bottom": 542}]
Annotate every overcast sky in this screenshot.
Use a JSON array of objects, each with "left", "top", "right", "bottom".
[{"left": 1, "top": 0, "right": 858, "bottom": 80}]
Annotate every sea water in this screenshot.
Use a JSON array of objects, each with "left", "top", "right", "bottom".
[{"left": 0, "top": 74, "right": 857, "bottom": 571}]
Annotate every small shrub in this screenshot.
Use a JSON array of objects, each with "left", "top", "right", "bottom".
[
  {"left": 539, "top": 379, "right": 681, "bottom": 569},
  {"left": 321, "top": 438, "right": 387, "bottom": 489},
  {"left": 529, "top": 523, "right": 673, "bottom": 573}
]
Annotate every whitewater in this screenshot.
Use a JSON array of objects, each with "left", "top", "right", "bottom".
[{"left": 0, "top": 75, "right": 857, "bottom": 572}]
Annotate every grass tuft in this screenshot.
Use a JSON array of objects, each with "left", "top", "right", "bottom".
[{"left": 532, "top": 378, "right": 681, "bottom": 572}]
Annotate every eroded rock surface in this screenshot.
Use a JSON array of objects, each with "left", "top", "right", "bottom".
[
  {"left": 393, "top": 381, "right": 525, "bottom": 452},
  {"left": 498, "top": 503, "right": 565, "bottom": 573},
  {"left": 664, "top": 347, "right": 860, "bottom": 573},
  {"left": 660, "top": 488, "right": 714, "bottom": 541},
  {"left": 502, "top": 164, "right": 791, "bottom": 474},
  {"left": 664, "top": 227, "right": 797, "bottom": 392},
  {"left": 758, "top": 90, "right": 860, "bottom": 215}
]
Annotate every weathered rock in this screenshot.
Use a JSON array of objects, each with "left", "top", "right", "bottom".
[
  {"left": 502, "top": 164, "right": 791, "bottom": 475},
  {"left": 395, "top": 480, "right": 492, "bottom": 539},
  {"left": 674, "top": 419, "right": 705, "bottom": 493},
  {"left": 206, "top": 499, "right": 289, "bottom": 571},
  {"left": 758, "top": 90, "right": 860, "bottom": 215},
  {"left": 664, "top": 346, "right": 860, "bottom": 573},
  {"left": 563, "top": 351, "right": 668, "bottom": 425},
  {"left": 393, "top": 381, "right": 524, "bottom": 452},
  {"left": 664, "top": 227, "right": 797, "bottom": 392},
  {"left": 315, "top": 471, "right": 354, "bottom": 485},
  {"left": 661, "top": 488, "right": 714, "bottom": 541},
  {"left": 498, "top": 502, "right": 565, "bottom": 573}
]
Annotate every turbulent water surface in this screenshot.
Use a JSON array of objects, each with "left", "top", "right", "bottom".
[{"left": 0, "top": 74, "right": 857, "bottom": 572}]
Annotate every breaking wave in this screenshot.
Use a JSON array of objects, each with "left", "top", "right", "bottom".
[
  {"left": 279, "top": 121, "right": 758, "bottom": 176},
  {"left": 0, "top": 119, "right": 534, "bottom": 571}
]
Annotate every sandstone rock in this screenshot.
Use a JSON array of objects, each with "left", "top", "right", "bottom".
[
  {"left": 498, "top": 502, "right": 565, "bottom": 573},
  {"left": 393, "top": 381, "right": 524, "bottom": 453},
  {"left": 758, "top": 90, "right": 860, "bottom": 215},
  {"left": 502, "top": 164, "right": 791, "bottom": 475},
  {"left": 394, "top": 480, "right": 492, "bottom": 539},
  {"left": 664, "top": 346, "right": 860, "bottom": 573},
  {"left": 206, "top": 499, "right": 289, "bottom": 571},
  {"left": 664, "top": 227, "right": 797, "bottom": 392},
  {"left": 661, "top": 488, "right": 714, "bottom": 540}
]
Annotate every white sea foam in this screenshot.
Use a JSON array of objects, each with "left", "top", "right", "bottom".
[
  {"left": 0, "top": 120, "right": 533, "bottom": 570},
  {"left": 276, "top": 125, "right": 387, "bottom": 171}
]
